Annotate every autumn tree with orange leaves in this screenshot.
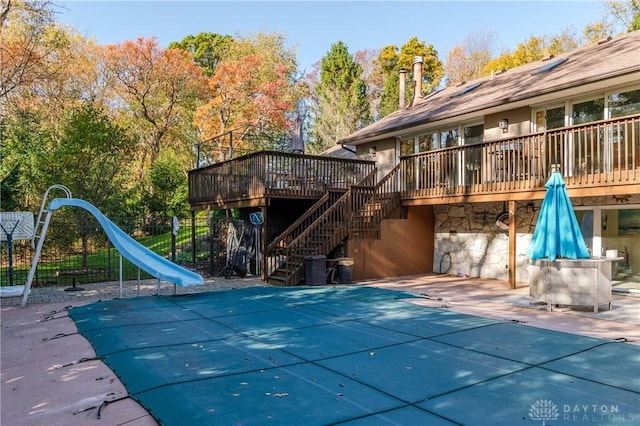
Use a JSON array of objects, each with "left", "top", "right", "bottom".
[
  {"left": 194, "top": 32, "right": 303, "bottom": 160},
  {"left": 0, "top": 0, "right": 65, "bottom": 105},
  {"left": 103, "top": 37, "right": 208, "bottom": 173}
]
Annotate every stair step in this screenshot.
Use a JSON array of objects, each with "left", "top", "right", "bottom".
[{"left": 266, "top": 275, "right": 290, "bottom": 286}]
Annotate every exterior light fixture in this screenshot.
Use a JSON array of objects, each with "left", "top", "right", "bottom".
[
  {"left": 498, "top": 119, "right": 509, "bottom": 132},
  {"left": 368, "top": 146, "right": 376, "bottom": 156}
]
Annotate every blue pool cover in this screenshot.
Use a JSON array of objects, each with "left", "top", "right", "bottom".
[{"left": 69, "top": 286, "right": 640, "bottom": 425}]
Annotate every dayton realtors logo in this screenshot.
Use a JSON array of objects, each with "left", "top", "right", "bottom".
[
  {"left": 528, "top": 399, "right": 637, "bottom": 424},
  {"left": 529, "top": 399, "right": 559, "bottom": 425}
]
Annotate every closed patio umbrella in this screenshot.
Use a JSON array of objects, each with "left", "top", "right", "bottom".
[
  {"left": 291, "top": 115, "right": 304, "bottom": 154},
  {"left": 527, "top": 171, "right": 590, "bottom": 261}
]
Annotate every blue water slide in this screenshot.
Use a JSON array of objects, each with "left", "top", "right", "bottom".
[{"left": 48, "top": 198, "right": 204, "bottom": 286}]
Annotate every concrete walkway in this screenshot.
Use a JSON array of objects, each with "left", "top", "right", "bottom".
[
  {"left": 361, "top": 274, "right": 640, "bottom": 344},
  {"left": 1, "top": 275, "right": 638, "bottom": 425},
  {"left": 0, "top": 276, "right": 268, "bottom": 306}
]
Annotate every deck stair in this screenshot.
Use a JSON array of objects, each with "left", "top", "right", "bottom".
[
  {"left": 350, "top": 163, "right": 402, "bottom": 239},
  {"left": 266, "top": 165, "right": 403, "bottom": 286},
  {"left": 266, "top": 190, "right": 345, "bottom": 285}
]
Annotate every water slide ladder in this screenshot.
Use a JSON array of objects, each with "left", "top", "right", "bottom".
[{"left": 21, "top": 185, "right": 73, "bottom": 306}]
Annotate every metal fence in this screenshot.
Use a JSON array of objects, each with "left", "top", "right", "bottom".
[{"left": 0, "top": 215, "right": 253, "bottom": 288}]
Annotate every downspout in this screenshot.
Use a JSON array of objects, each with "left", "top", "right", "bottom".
[{"left": 340, "top": 144, "right": 357, "bottom": 155}]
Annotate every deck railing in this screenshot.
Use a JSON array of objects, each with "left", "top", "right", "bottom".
[
  {"left": 189, "top": 116, "right": 639, "bottom": 207},
  {"left": 400, "top": 114, "right": 640, "bottom": 198},
  {"left": 188, "top": 151, "right": 375, "bottom": 206},
  {"left": 350, "top": 164, "right": 402, "bottom": 238}
]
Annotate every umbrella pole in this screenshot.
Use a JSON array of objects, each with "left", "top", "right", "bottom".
[
  {"left": 545, "top": 260, "right": 552, "bottom": 312},
  {"left": 508, "top": 200, "right": 517, "bottom": 289}
]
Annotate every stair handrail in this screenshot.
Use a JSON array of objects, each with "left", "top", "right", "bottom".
[
  {"left": 350, "top": 163, "right": 402, "bottom": 235},
  {"left": 266, "top": 169, "right": 378, "bottom": 285},
  {"left": 267, "top": 168, "right": 376, "bottom": 254},
  {"left": 32, "top": 184, "right": 72, "bottom": 247},
  {"left": 282, "top": 190, "right": 352, "bottom": 285},
  {"left": 266, "top": 191, "right": 333, "bottom": 253}
]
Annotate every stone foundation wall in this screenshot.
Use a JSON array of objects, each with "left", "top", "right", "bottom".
[
  {"left": 432, "top": 195, "right": 640, "bottom": 283},
  {"left": 433, "top": 202, "right": 535, "bottom": 282}
]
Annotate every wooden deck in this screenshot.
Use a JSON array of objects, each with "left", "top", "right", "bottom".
[
  {"left": 188, "top": 151, "right": 375, "bottom": 209},
  {"left": 189, "top": 115, "right": 640, "bottom": 208},
  {"left": 400, "top": 114, "right": 640, "bottom": 204}
]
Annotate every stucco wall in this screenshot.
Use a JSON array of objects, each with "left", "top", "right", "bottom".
[
  {"left": 485, "top": 106, "right": 531, "bottom": 140},
  {"left": 356, "top": 137, "right": 397, "bottom": 181},
  {"left": 348, "top": 205, "right": 434, "bottom": 279}
]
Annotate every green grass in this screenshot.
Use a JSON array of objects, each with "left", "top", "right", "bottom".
[{"left": 1, "top": 226, "right": 210, "bottom": 286}]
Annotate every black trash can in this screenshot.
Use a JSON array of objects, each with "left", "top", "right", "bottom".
[
  {"left": 304, "top": 255, "right": 326, "bottom": 285},
  {"left": 336, "top": 258, "right": 354, "bottom": 284}
]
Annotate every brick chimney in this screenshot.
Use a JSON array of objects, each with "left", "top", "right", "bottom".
[
  {"left": 399, "top": 68, "right": 407, "bottom": 109},
  {"left": 412, "top": 56, "right": 423, "bottom": 105}
]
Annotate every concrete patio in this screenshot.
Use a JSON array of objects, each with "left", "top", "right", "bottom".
[{"left": 1, "top": 274, "right": 638, "bottom": 425}]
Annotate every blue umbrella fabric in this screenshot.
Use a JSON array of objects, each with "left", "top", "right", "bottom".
[{"left": 528, "top": 172, "right": 590, "bottom": 261}]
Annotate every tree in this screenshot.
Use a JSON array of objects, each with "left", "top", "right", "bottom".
[
  {"left": 0, "top": 109, "right": 52, "bottom": 209},
  {"left": 103, "top": 37, "right": 208, "bottom": 174},
  {"left": 143, "top": 150, "right": 190, "bottom": 220},
  {"left": 546, "top": 27, "right": 580, "bottom": 56},
  {"left": 194, "top": 32, "right": 302, "bottom": 159},
  {"left": 35, "top": 103, "right": 135, "bottom": 266},
  {"left": 17, "top": 29, "right": 105, "bottom": 126},
  {"left": 583, "top": 21, "right": 616, "bottom": 44},
  {"left": 45, "top": 103, "right": 135, "bottom": 212},
  {"left": 0, "top": 0, "right": 66, "bottom": 103},
  {"left": 377, "top": 37, "right": 443, "bottom": 118},
  {"left": 605, "top": 0, "right": 640, "bottom": 32},
  {"left": 445, "top": 32, "right": 496, "bottom": 86},
  {"left": 308, "top": 41, "right": 370, "bottom": 153},
  {"left": 354, "top": 48, "right": 383, "bottom": 121},
  {"left": 483, "top": 28, "right": 581, "bottom": 75},
  {"left": 169, "top": 32, "right": 232, "bottom": 76}
]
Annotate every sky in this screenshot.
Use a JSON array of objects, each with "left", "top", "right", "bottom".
[{"left": 56, "top": 1, "right": 609, "bottom": 73}]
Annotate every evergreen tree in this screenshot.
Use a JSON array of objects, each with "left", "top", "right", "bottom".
[
  {"left": 309, "top": 41, "right": 370, "bottom": 152},
  {"left": 377, "top": 37, "right": 443, "bottom": 118}
]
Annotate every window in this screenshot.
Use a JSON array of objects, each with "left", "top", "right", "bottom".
[
  {"left": 608, "top": 89, "right": 640, "bottom": 172},
  {"left": 608, "top": 89, "right": 640, "bottom": 118},
  {"left": 533, "top": 105, "right": 566, "bottom": 170},
  {"left": 571, "top": 98, "right": 604, "bottom": 175},
  {"left": 463, "top": 124, "right": 483, "bottom": 185},
  {"left": 418, "top": 133, "right": 436, "bottom": 152},
  {"left": 463, "top": 124, "right": 483, "bottom": 145},
  {"left": 546, "top": 106, "right": 566, "bottom": 129},
  {"left": 440, "top": 129, "right": 459, "bottom": 148},
  {"left": 572, "top": 98, "right": 604, "bottom": 125},
  {"left": 534, "top": 106, "right": 565, "bottom": 133},
  {"left": 400, "top": 137, "right": 415, "bottom": 156}
]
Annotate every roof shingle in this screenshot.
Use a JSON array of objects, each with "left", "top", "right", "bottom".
[{"left": 339, "top": 31, "right": 640, "bottom": 145}]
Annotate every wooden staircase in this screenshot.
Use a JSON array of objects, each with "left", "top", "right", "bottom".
[
  {"left": 266, "top": 165, "right": 403, "bottom": 286},
  {"left": 350, "top": 163, "right": 402, "bottom": 239}
]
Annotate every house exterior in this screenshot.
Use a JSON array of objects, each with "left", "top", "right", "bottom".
[
  {"left": 188, "top": 31, "right": 640, "bottom": 288},
  {"left": 337, "top": 30, "right": 640, "bottom": 287}
]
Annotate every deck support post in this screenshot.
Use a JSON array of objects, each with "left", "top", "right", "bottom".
[{"left": 508, "top": 200, "right": 517, "bottom": 289}]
